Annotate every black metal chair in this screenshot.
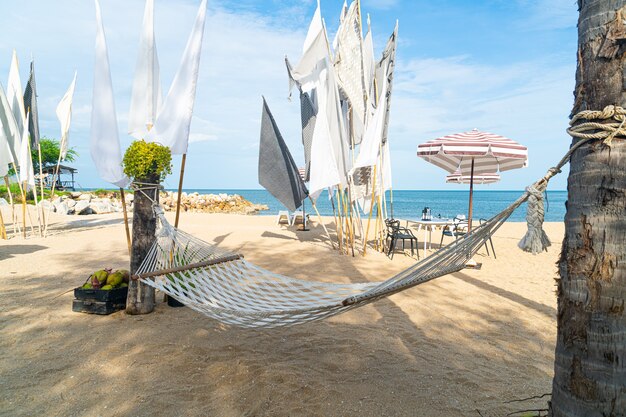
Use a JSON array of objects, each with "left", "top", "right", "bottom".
[
  {"left": 439, "top": 216, "right": 468, "bottom": 247},
  {"left": 385, "top": 219, "right": 419, "bottom": 260}
]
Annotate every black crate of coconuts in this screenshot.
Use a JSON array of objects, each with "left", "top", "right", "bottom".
[{"left": 72, "top": 268, "right": 130, "bottom": 315}]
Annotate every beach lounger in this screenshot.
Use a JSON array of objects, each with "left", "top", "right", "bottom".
[
  {"left": 276, "top": 210, "right": 292, "bottom": 225},
  {"left": 290, "top": 211, "right": 309, "bottom": 227}
]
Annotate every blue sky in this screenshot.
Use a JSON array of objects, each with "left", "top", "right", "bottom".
[{"left": 0, "top": 0, "right": 577, "bottom": 191}]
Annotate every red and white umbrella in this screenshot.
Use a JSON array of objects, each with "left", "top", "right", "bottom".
[{"left": 417, "top": 129, "right": 528, "bottom": 230}]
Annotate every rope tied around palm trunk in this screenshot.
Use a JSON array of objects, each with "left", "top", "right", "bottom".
[{"left": 519, "top": 105, "right": 626, "bottom": 253}]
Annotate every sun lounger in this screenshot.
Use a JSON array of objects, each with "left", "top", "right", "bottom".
[{"left": 276, "top": 210, "right": 292, "bottom": 225}]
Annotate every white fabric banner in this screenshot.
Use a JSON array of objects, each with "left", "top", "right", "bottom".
[
  {"left": 353, "top": 70, "right": 387, "bottom": 170},
  {"left": 145, "top": 0, "right": 207, "bottom": 155},
  {"left": 128, "top": 0, "right": 162, "bottom": 139},
  {"left": 56, "top": 72, "right": 77, "bottom": 160},
  {"left": 0, "top": 83, "right": 21, "bottom": 169},
  {"left": 18, "top": 111, "right": 35, "bottom": 189},
  {"left": 7, "top": 50, "right": 27, "bottom": 143},
  {"left": 90, "top": 0, "right": 129, "bottom": 188},
  {"left": 333, "top": 1, "right": 365, "bottom": 142}
]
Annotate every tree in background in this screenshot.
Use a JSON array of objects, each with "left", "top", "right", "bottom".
[{"left": 32, "top": 137, "right": 78, "bottom": 171}]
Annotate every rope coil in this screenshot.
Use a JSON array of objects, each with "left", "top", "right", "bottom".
[{"left": 518, "top": 105, "right": 624, "bottom": 253}]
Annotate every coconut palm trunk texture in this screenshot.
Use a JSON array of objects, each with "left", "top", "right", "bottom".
[{"left": 550, "top": 1, "right": 626, "bottom": 415}]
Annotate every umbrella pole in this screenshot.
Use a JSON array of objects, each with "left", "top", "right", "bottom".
[{"left": 468, "top": 158, "right": 475, "bottom": 232}]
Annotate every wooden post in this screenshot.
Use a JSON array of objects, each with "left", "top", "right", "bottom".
[
  {"left": 120, "top": 188, "right": 132, "bottom": 256},
  {"left": 36, "top": 141, "right": 46, "bottom": 231},
  {"left": 126, "top": 173, "right": 158, "bottom": 315},
  {"left": 467, "top": 158, "right": 475, "bottom": 232},
  {"left": 174, "top": 153, "right": 187, "bottom": 228}
]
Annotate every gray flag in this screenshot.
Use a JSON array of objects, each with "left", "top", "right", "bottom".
[
  {"left": 299, "top": 90, "right": 316, "bottom": 182},
  {"left": 23, "top": 61, "right": 40, "bottom": 147},
  {"left": 259, "top": 97, "right": 308, "bottom": 211}
]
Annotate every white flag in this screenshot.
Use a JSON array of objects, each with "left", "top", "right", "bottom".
[
  {"left": 128, "top": 0, "right": 162, "bottom": 139},
  {"left": 7, "top": 50, "right": 27, "bottom": 141},
  {"left": 90, "top": 0, "right": 129, "bottom": 188},
  {"left": 145, "top": 0, "right": 207, "bottom": 155},
  {"left": 6, "top": 52, "right": 25, "bottom": 165},
  {"left": 56, "top": 72, "right": 77, "bottom": 160},
  {"left": 18, "top": 111, "right": 35, "bottom": 189},
  {"left": 0, "top": 83, "right": 21, "bottom": 171}
]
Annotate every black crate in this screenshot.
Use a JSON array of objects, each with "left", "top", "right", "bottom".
[
  {"left": 72, "top": 299, "right": 126, "bottom": 315},
  {"left": 72, "top": 286, "right": 128, "bottom": 315},
  {"left": 74, "top": 286, "right": 128, "bottom": 302}
]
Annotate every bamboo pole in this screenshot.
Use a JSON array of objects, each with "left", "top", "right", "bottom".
[
  {"left": 362, "top": 164, "right": 378, "bottom": 256},
  {"left": 0, "top": 203, "right": 6, "bottom": 239},
  {"left": 310, "top": 198, "right": 336, "bottom": 250},
  {"left": 174, "top": 153, "right": 187, "bottom": 228},
  {"left": 120, "top": 188, "right": 132, "bottom": 256},
  {"left": 329, "top": 189, "right": 342, "bottom": 253},
  {"left": 20, "top": 181, "right": 27, "bottom": 238},
  {"left": 25, "top": 140, "right": 43, "bottom": 237},
  {"left": 36, "top": 141, "right": 46, "bottom": 230},
  {"left": 4, "top": 176, "right": 19, "bottom": 236},
  {"left": 44, "top": 146, "right": 65, "bottom": 236}
]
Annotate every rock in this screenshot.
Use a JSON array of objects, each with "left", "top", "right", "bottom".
[
  {"left": 65, "top": 199, "right": 77, "bottom": 209},
  {"left": 89, "top": 201, "right": 113, "bottom": 214},
  {"left": 70, "top": 191, "right": 82, "bottom": 199},
  {"left": 41, "top": 200, "right": 56, "bottom": 212},
  {"left": 52, "top": 197, "right": 62, "bottom": 205},
  {"left": 75, "top": 200, "right": 91, "bottom": 215},
  {"left": 0, "top": 198, "right": 8, "bottom": 206},
  {"left": 53, "top": 201, "right": 70, "bottom": 215},
  {"left": 77, "top": 193, "right": 92, "bottom": 202}
]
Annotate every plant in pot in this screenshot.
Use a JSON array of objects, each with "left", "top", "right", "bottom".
[{"left": 122, "top": 140, "right": 172, "bottom": 314}]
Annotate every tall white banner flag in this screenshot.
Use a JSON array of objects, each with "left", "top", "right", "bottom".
[
  {"left": 0, "top": 83, "right": 21, "bottom": 169},
  {"left": 6, "top": 51, "right": 25, "bottom": 165},
  {"left": 145, "top": 0, "right": 207, "bottom": 155},
  {"left": 90, "top": 0, "right": 129, "bottom": 188},
  {"left": 56, "top": 72, "right": 77, "bottom": 160},
  {"left": 128, "top": 0, "right": 162, "bottom": 139}
]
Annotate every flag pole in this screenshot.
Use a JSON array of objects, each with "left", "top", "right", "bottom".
[
  {"left": 0, "top": 205, "right": 6, "bottom": 239},
  {"left": 310, "top": 198, "right": 335, "bottom": 250},
  {"left": 120, "top": 188, "right": 131, "bottom": 255},
  {"left": 4, "top": 176, "right": 19, "bottom": 236},
  {"left": 174, "top": 153, "right": 187, "bottom": 228},
  {"left": 362, "top": 164, "right": 378, "bottom": 256}
]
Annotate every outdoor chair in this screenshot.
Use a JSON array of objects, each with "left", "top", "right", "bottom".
[
  {"left": 385, "top": 218, "right": 419, "bottom": 260},
  {"left": 439, "top": 216, "right": 468, "bottom": 247},
  {"left": 276, "top": 210, "right": 292, "bottom": 225}
]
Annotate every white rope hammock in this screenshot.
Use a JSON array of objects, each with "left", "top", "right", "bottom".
[
  {"left": 135, "top": 189, "right": 526, "bottom": 328},
  {"left": 133, "top": 104, "right": 626, "bottom": 328}
]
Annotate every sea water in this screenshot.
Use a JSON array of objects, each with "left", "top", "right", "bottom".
[{"left": 178, "top": 189, "right": 568, "bottom": 222}]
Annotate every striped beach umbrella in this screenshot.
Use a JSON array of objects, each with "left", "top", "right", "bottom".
[{"left": 417, "top": 129, "right": 528, "bottom": 230}]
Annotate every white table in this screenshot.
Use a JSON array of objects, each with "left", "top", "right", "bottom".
[{"left": 410, "top": 219, "right": 455, "bottom": 258}]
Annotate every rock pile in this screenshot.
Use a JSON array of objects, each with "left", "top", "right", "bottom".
[
  {"left": 6, "top": 191, "right": 268, "bottom": 216},
  {"left": 160, "top": 191, "right": 268, "bottom": 215},
  {"left": 40, "top": 192, "right": 133, "bottom": 215}
]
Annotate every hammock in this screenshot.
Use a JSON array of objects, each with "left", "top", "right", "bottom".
[
  {"left": 131, "top": 105, "right": 622, "bottom": 328},
  {"left": 135, "top": 189, "right": 529, "bottom": 329}
]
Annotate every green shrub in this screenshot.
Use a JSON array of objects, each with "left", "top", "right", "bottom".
[{"left": 122, "top": 140, "right": 172, "bottom": 182}]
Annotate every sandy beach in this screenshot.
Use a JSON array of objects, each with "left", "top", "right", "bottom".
[{"left": 0, "top": 208, "right": 563, "bottom": 417}]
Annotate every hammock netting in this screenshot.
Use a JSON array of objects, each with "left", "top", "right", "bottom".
[{"left": 137, "top": 187, "right": 528, "bottom": 328}]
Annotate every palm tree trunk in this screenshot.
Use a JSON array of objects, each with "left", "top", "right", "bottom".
[
  {"left": 126, "top": 174, "right": 159, "bottom": 315},
  {"left": 550, "top": 1, "right": 626, "bottom": 415}
]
